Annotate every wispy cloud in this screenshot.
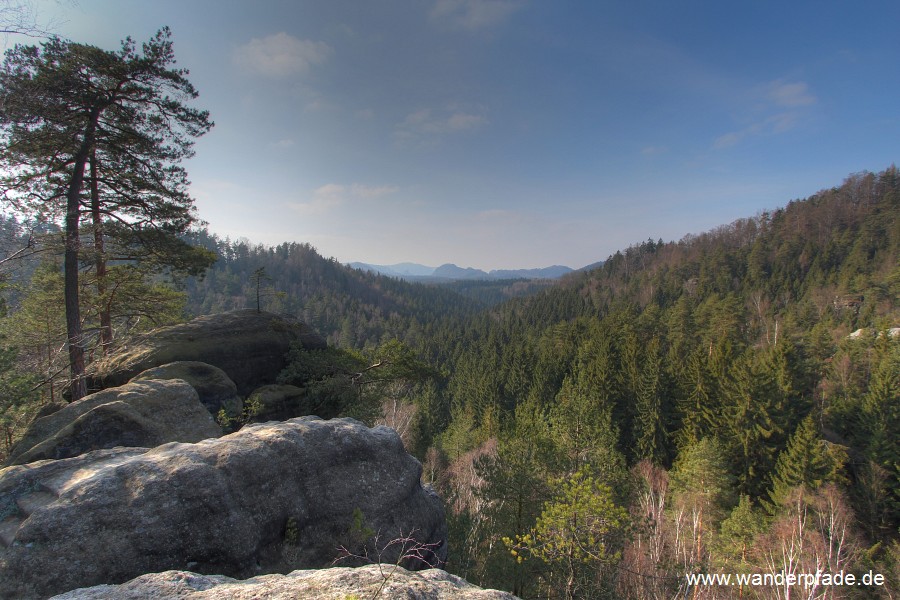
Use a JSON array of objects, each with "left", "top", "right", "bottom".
[
  {"left": 714, "top": 79, "right": 816, "bottom": 149},
  {"left": 270, "top": 138, "right": 295, "bottom": 149},
  {"left": 287, "top": 183, "right": 399, "bottom": 216},
  {"left": 642, "top": 145, "right": 668, "bottom": 156},
  {"left": 713, "top": 131, "right": 743, "bottom": 149},
  {"left": 234, "top": 32, "right": 331, "bottom": 78},
  {"left": 767, "top": 80, "right": 816, "bottom": 107},
  {"left": 713, "top": 112, "right": 803, "bottom": 149},
  {"left": 429, "top": 0, "right": 525, "bottom": 31},
  {"left": 395, "top": 106, "right": 488, "bottom": 144}
]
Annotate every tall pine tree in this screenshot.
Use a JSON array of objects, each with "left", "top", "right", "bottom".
[{"left": 0, "top": 29, "right": 213, "bottom": 399}]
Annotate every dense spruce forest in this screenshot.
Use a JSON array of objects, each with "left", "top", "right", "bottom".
[
  {"left": 1, "top": 167, "right": 898, "bottom": 598},
  {"left": 409, "top": 168, "right": 900, "bottom": 598}
]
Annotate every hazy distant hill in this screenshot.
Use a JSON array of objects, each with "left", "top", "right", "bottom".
[
  {"left": 347, "top": 262, "right": 436, "bottom": 278},
  {"left": 491, "top": 265, "right": 574, "bottom": 279},
  {"left": 350, "top": 261, "right": 574, "bottom": 281}
]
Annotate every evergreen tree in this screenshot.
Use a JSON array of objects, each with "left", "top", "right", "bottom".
[
  {"left": 674, "top": 347, "right": 719, "bottom": 449},
  {"left": 766, "top": 414, "right": 841, "bottom": 512},
  {"left": 670, "top": 437, "right": 734, "bottom": 573},
  {"left": 722, "top": 351, "right": 784, "bottom": 498},
  {"left": 476, "top": 398, "right": 555, "bottom": 597},
  {"left": 549, "top": 366, "right": 625, "bottom": 486},
  {"left": 0, "top": 292, "right": 39, "bottom": 457},
  {"left": 861, "top": 342, "right": 900, "bottom": 526},
  {"left": 408, "top": 379, "right": 449, "bottom": 459},
  {"left": 632, "top": 336, "right": 669, "bottom": 465},
  {"left": 717, "top": 495, "right": 766, "bottom": 577},
  {"left": 5, "top": 261, "right": 67, "bottom": 402},
  {"left": 0, "top": 29, "right": 213, "bottom": 399},
  {"left": 506, "top": 465, "right": 629, "bottom": 600}
]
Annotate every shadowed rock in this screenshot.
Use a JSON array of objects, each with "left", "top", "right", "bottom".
[
  {"left": 52, "top": 566, "right": 519, "bottom": 599},
  {"left": 0, "top": 417, "right": 447, "bottom": 600},
  {"left": 4, "top": 379, "right": 221, "bottom": 466},
  {"left": 245, "top": 384, "right": 308, "bottom": 423},
  {"left": 89, "top": 310, "right": 327, "bottom": 396},
  {"left": 130, "top": 361, "right": 243, "bottom": 418}
]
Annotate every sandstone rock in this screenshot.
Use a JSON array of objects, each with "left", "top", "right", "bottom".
[
  {"left": 90, "top": 310, "right": 327, "bottom": 396},
  {"left": 0, "top": 417, "right": 447, "bottom": 599},
  {"left": 52, "top": 565, "right": 519, "bottom": 599},
  {"left": 246, "top": 384, "right": 308, "bottom": 422},
  {"left": 130, "top": 361, "right": 243, "bottom": 418},
  {"left": 33, "top": 402, "right": 66, "bottom": 419},
  {"left": 4, "top": 380, "right": 222, "bottom": 466}
]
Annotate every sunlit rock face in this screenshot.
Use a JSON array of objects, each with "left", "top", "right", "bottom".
[
  {"left": 0, "top": 417, "right": 447, "bottom": 600},
  {"left": 51, "top": 566, "right": 520, "bottom": 600},
  {"left": 4, "top": 379, "right": 222, "bottom": 467}
]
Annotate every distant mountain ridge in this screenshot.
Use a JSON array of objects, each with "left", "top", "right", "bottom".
[{"left": 348, "top": 261, "right": 575, "bottom": 281}]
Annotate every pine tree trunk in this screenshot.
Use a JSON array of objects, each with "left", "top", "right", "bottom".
[
  {"left": 65, "top": 178, "right": 86, "bottom": 401},
  {"left": 90, "top": 150, "right": 112, "bottom": 355},
  {"left": 64, "top": 107, "right": 101, "bottom": 401}
]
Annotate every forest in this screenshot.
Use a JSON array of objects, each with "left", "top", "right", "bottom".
[
  {"left": 1, "top": 166, "right": 897, "bottom": 599},
  {"left": 0, "top": 21, "right": 897, "bottom": 600}
]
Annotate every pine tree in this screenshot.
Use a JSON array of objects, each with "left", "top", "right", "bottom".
[
  {"left": 722, "top": 351, "right": 784, "bottom": 498},
  {"left": 0, "top": 29, "right": 213, "bottom": 399},
  {"left": 550, "top": 364, "right": 625, "bottom": 485},
  {"left": 476, "top": 398, "right": 554, "bottom": 597},
  {"left": 506, "top": 465, "right": 629, "bottom": 600},
  {"left": 632, "top": 337, "right": 669, "bottom": 465},
  {"left": 669, "top": 437, "right": 734, "bottom": 574},
  {"left": 861, "top": 343, "right": 900, "bottom": 526},
  {"left": 0, "top": 292, "right": 40, "bottom": 456},
  {"left": 718, "top": 495, "right": 765, "bottom": 579},
  {"left": 6, "top": 261, "right": 67, "bottom": 402},
  {"left": 766, "top": 414, "right": 840, "bottom": 512}
]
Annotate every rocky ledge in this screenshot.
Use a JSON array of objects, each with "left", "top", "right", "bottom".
[
  {"left": 0, "top": 417, "right": 446, "bottom": 600},
  {"left": 89, "top": 309, "right": 327, "bottom": 396},
  {"left": 4, "top": 379, "right": 221, "bottom": 466},
  {"left": 52, "top": 565, "right": 519, "bottom": 599}
]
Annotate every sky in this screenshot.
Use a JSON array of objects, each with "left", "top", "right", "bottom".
[{"left": 12, "top": 0, "right": 900, "bottom": 270}]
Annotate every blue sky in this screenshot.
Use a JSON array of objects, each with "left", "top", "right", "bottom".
[{"left": 19, "top": 0, "right": 900, "bottom": 269}]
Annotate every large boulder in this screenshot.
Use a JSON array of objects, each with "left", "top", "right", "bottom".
[
  {"left": 52, "top": 566, "right": 519, "bottom": 599},
  {"left": 4, "top": 380, "right": 222, "bottom": 467},
  {"left": 89, "top": 310, "right": 327, "bottom": 396},
  {"left": 0, "top": 417, "right": 447, "bottom": 600},
  {"left": 130, "top": 361, "right": 243, "bottom": 418}
]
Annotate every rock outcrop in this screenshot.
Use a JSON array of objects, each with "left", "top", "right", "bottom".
[
  {"left": 245, "top": 384, "right": 308, "bottom": 423},
  {"left": 130, "top": 361, "right": 243, "bottom": 418},
  {"left": 89, "top": 310, "right": 327, "bottom": 396},
  {"left": 4, "top": 379, "right": 221, "bottom": 466},
  {"left": 52, "top": 566, "right": 519, "bottom": 599},
  {"left": 0, "top": 417, "right": 446, "bottom": 600}
]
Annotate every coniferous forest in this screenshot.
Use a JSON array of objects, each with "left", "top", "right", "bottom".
[{"left": 2, "top": 165, "right": 898, "bottom": 598}]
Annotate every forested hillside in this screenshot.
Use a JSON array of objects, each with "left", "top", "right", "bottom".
[
  {"left": 399, "top": 167, "right": 900, "bottom": 598},
  {"left": 180, "top": 231, "right": 486, "bottom": 348}
]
